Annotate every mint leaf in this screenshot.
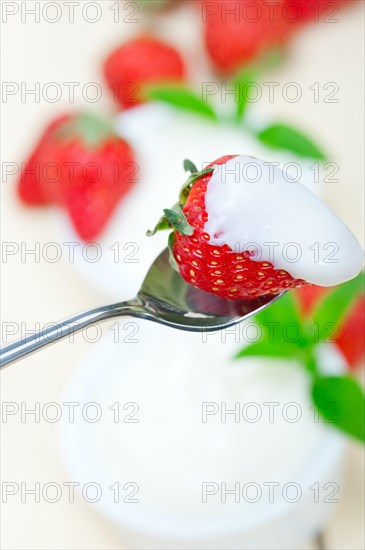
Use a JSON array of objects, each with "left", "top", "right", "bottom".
[
  {"left": 230, "top": 49, "right": 284, "bottom": 123},
  {"left": 257, "top": 124, "right": 327, "bottom": 160},
  {"left": 254, "top": 292, "right": 304, "bottom": 337},
  {"left": 147, "top": 86, "right": 217, "bottom": 120},
  {"left": 312, "top": 273, "right": 365, "bottom": 341},
  {"left": 312, "top": 375, "right": 365, "bottom": 442},
  {"left": 235, "top": 292, "right": 311, "bottom": 360},
  {"left": 163, "top": 204, "right": 193, "bottom": 236},
  {"left": 184, "top": 159, "right": 198, "bottom": 174}
]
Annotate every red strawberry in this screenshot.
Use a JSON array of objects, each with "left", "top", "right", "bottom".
[
  {"left": 18, "top": 115, "right": 71, "bottom": 205},
  {"left": 103, "top": 36, "right": 186, "bottom": 110},
  {"left": 148, "top": 155, "right": 307, "bottom": 301},
  {"left": 17, "top": 113, "right": 136, "bottom": 241},
  {"left": 203, "top": 0, "right": 292, "bottom": 74},
  {"left": 283, "top": 0, "right": 351, "bottom": 25},
  {"left": 296, "top": 285, "right": 365, "bottom": 369}
]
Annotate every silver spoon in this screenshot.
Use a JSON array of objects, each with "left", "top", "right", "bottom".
[{"left": 0, "top": 248, "right": 284, "bottom": 369}]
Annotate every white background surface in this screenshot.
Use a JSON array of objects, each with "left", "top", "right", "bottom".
[{"left": 1, "top": 1, "right": 364, "bottom": 548}]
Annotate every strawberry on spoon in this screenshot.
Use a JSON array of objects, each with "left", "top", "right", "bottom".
[{"left": 148, "top": 156, "right": 364, "bottom": 300}]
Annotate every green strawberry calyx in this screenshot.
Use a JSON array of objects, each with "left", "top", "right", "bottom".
[
  {"left": 147, "top": 159, "right": 213, "bottom": 271},
  {"left": 55, "top": 113, "right": 116, "bottom": 149},
  {"left": 146, "top": 159, "right": 213, "bottom": 237}
]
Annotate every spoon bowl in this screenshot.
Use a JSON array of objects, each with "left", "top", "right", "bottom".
[
  {"left": 0, "top": 248, "right": 284, "bottom": 368},
  {"left": 139, "top": 248, "right": 284, "bottom": 331}
]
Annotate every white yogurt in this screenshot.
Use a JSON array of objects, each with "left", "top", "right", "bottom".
[
  {"left": 204, "top": 156, "right": 364, "bottom": 286},
  {"left": 60, "top": 326, "right": 346, "bottom": 549}
]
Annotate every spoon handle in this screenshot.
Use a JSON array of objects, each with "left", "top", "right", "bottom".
[{"left": 0, "top": 301, "right": 142, "bottom": 369}]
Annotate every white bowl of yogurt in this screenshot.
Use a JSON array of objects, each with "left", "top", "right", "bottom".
[{"left": 60, "top": 321, "right": 346, "bottom": 549}]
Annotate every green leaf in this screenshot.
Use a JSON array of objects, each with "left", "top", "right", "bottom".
[
  {"left": 257, "top": 124, "right": 327, "bottom": 160},
  {"left": 255, "top": 292, "right": 303, "bottom": 335},
  {"left": 147, "top": 86, "right": 217, "bottom": 120},
  {"left": 312, "top": 273, "right": 365, "bottom": 341},
  {"left": 163, "top": 204, "right": 193, "bottom": 236},
  {"left": 312, "top": 375, "right": 365, "bottom": 442},
  {"left": 184, "top": 159, "right": 198, "bottom": 174},
  {"left": 229, "top": 49, "right": 284, "bottom": 123},
  {"left": 235, "top": 292, "right": 314, "bottom": 360},
  {"left": 234, "top": 292, "right": 312, "bottom": 362}
]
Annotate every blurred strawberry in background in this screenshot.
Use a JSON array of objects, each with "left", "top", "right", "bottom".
[
  {"left": 17, "top": 115, "right": 71, "bottom": 205},
  {"left": 283, "top": 0, "right": 351, "bottom": 24},
  {"left": 18, "top": 113, "right": 136, "bottom": 241},
  {"left": 103, "top": 36, "right": 186, "bottom": 110},
  {"left": 203, "top": 0, "right": 352, "bottom": 74},
  {"left": 296, "top": 284, "right": 365, "bottom": 369},
  {"left": 203, "top": 0, "right": 292, "bottom": 74}
]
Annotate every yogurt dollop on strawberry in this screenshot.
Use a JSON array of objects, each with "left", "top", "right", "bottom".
[{"left": 204, "top": 156, "right": 363, "bottom": 287}]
